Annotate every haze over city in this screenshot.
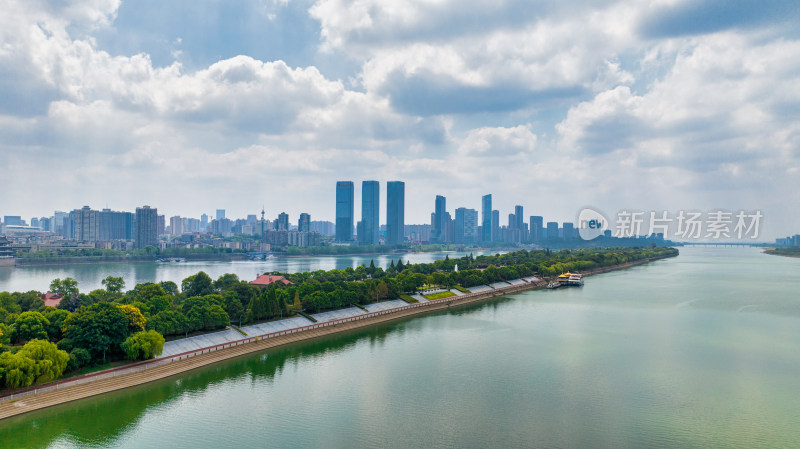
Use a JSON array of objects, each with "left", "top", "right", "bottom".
[{"left": 2, "top": 0, "right": 799, "bottom": 238}]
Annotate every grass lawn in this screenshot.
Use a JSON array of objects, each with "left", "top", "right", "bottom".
[
  {"left": 424, "top": 291, "right": 457, "bottom": 300},
  {"left": 399, "top": 294, "right": 419, "bottom": 304}
]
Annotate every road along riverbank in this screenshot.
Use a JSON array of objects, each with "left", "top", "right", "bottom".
[{"left": 0, "top": 254, "right": 675, "bottom": 420}]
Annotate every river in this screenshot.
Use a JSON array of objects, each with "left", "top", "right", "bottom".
[
  {"left": 0, "top": 251, "right": 493, "bottom": 293},
  {"left": 1, "top": 247, "right": 799, "bottom": 448}
]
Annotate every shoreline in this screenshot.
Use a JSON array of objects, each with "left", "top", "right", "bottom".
[
  {"left": 0, "top": 254, "right": 675, "bottom": 420},
  {"left": 10, "top": 254, "right": 249, "bottom": 267}
]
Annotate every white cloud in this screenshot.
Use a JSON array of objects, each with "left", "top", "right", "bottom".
[{"left": 1, "top": 0, "right": 799, "bottom": 236}]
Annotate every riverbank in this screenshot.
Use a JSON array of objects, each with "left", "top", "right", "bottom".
[
  {"left": 11, "top": 253, "right": 249, "bottom": 267},
  {"left": 0, "top": 253, "right": 675, "bottom": 420},
  {"left": 763, "top": 247, "right": 800, "bottom": 258}
]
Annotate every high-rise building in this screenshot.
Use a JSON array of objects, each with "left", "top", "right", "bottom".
[
  {"left": 3, "top": 216, "right": 22, "bottom": 226},
  {"left": 200, "top": 213, "right": 209, "bottom": 232},
  {"left": 530, "top": 216, "right": 544, "bottom": 242},
  {"left": 135, "top": 206, "right": 158, "bottom": 249},
  {"left": 298, "top": 213, "right": 311, "bottom": 233},
  {"left": 336, "top": 181, "right": 354, "bottom": 242},
  {"left": 360, "top": 181, "right": 380, "bottom": 245},
  {"left": 514, "top": 205, "right": 526, "bottom": 241},
  {"left": 72, "top": 206, "right": 98, "bottom": 241},
  {"left": 70, "top": 206, "right": 132, "bottom": 242},
  {"left": 216, "top": 209, "right": 225, "bottom": 220},
  {"left": 39, "top": 217, "right": 51, "bottom": 232},
  {"left": 99, "top": 209, "right": 134, "bottom": 241},
  {"left": 275, "top": 212, "right": 289, "bottom": 231},
  {"left": 482, "top": 194, "right": 493, "bottom": 242},
  {"left": 454, "top": 208, "right": 478, "bottom": 244},
  {"left": 546, "top": 221, "right": 560, "bottom": 240},
  {"left": 170, "top": 216, "right": 183, "bottom": 236},
  {"left": 310, "top": 220, "right": 335, "bottom": 236},
  {"left": 492, "top": 210, "right": 500, "bottom": 242},
  {"left": 386, "top": 181, "right": 405, "bottom": 246},
  {"left": 157, "top": 215, "right": 165, "bottom": 236},
  {"left": 563, "top": 222, "right": 575, "bottom": 239},
  {"left": 431, "top": 195, "right": 447, "bottom": 243},
  {"left": 53, "top": 211, "right": 68, "bottom": 235}
]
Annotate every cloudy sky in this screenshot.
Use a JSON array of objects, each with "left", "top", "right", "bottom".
[{"left": 2, "top": 0, "right": 799, "bottom": 239}]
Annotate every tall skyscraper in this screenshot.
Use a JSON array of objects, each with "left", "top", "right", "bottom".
[
  {"left": 432, "top": 195, "right": 446, "bottom": 243},
  {"left": 492, "top": 210, "right": 500, "bottom": 242},
  {"left": 216, "top": 209, "right": 225, "bottom": 220},
  {"left": 546, "top": 221, "right": 560, "bottom": 240},
  {"left": 386, "top": 181, "right": 405, "bottom": 246},
  {"left": 335, "top": 181, "right": 354, "bottom": 242},
  {"left": 454, "top": 207, "right": 478, "bottom": 244},
  {"left": 482, "top": 194, "right": 493, "bottom": 242},
  {"left": 360, "top": 181, "right": 380, "bottom": 245},
  {"left": 201, "top": 213, "right": 209, "bottom": 232},
  {"left": 276, "top": 212, "right": 289, "bottom": 231},
  {"left": 530, "top": 216, "right": 544, "bottom": 242},
  {"left": 563, "top": 222, "right": 575, "bottom": 239},
  {"left": 298, "top": 213, "right": 311, "bottom": 233},
  {"left": 135, "top": 206, "right": 158, "bottom": 249}
]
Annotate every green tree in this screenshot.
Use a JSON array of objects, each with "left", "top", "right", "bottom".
[
  {"left": 181, "top": 272, "right": 214, "bottom": 297},
  {"left": 146, "top": 295, "right": 173, "bottom": 315},
  {"left": 66, "top": 348, "right": 91, "bottom": 372},
  {"left": 0, "top": 352, "right": 36, "bottom": 388},
  {"left": 42, "top": 308, "right": 70, "bottom": 341},
  {"left": 0, "top": 339, "right": 69, "bottom": 388},
  {"left": 17, "top": 339, "right": 69, "bottom": 383},
  {"left": 12, "top": 311, "right": 50, "bottom": 343},
  {"left": 291, "top": 291, "right": 302, "bottom": 311},
  {"left": 213, "top": 273, "right": 240, "bottom": 291},
  {"left": 0, "top": 292, "right": 21, "bottom": 315},
  {"left": 131, "top": 283, "right": 167, "bottom": 303},
  {"left": 160, "top": 281, "right": 179, "bottom": 296},
  {"left": 101, "top": 276, "right": 125, "bottom": 294},
  {"left": 49, "top": 278, "right": 79, "bottom": 300},
  {"left": 63, "top": 302, "right": 129, "bottom": 361},
  {"left": 223, "top": 292, "right": 245, "bottom": 326},
  {"left": 147, "top": 310, "right": 186, "bottom": 337},
  {"left": 121, "top": 330, "right": 165, "bottom": 360}
]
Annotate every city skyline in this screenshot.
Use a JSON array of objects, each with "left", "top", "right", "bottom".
[{"left": 1, "top": 2, "right": 798, "bottom": 239}]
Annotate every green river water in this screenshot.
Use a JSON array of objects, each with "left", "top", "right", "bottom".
[{"left": 1, "top": 246, "right": 799, "bottom": 448}]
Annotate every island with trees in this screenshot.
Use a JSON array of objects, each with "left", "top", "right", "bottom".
[{"left": 0, "top": 246, "right": 678, "bottom": 391}]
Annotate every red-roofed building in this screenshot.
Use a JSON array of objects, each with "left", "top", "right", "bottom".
[
  {"left": 250, "top": 274, "right": 293, "bottom": 287},
  {"left": 41, "top": 293, "right": 63, "bottom": 308}
]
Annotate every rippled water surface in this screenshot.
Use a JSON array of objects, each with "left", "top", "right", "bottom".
[{"left": 1, "top": 247, "right": 799, "bottom": 448}]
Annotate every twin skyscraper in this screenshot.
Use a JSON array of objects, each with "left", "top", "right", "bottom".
[{"left": 336, "top": 181, "right": 405, "bottom": 245}]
